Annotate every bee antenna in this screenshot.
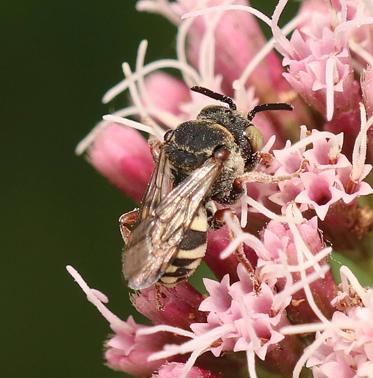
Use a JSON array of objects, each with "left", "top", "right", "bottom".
[
  {"left": 190, "top": 86, "right": 237, "bottom": 110},
  {"left": 247, "top": 103, "right": 293, "bottom": 121}
]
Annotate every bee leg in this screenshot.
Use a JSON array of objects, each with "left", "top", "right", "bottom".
[
  {"left": 148, "top": 136, "right": 163, "bottom": 161},
  {"left": 119, "top": 209, "right": 139, "bottom": 244},
  {"left": 237, "top": 159, "right": 308, "bottom": 185},
  {"left": 228, "top": 211, "right": 261, "bottom": 292},
  {"left": 212, "top": 208, "right": 260, "bottom": 291}
]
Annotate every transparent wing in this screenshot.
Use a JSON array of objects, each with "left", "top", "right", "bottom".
[
  {"left": 123, "top": 156, "right": 223, "bottom": 290},
  {"left": 139, "top": 146, "right": 171, "bottom": 221}
]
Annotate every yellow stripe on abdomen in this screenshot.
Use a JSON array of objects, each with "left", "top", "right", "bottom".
[{"left": 160, "top": 207, "right": 207, "bottom": 287}]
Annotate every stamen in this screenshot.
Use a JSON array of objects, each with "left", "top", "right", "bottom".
[
  {"left": 247, "top": 350, "right": 258, "bottom": 378},
  {"left": 292, "top": 330, "right": 332, "bottom": 378},
  {"left": 281, "top": 322, "right": 326, "bottom": 335},
  {"left": 146, "top": 106, "right": 181, "bottom": 129},
  {"left": 91, "top": 289, "right": 109, "bottom": 304},
  {"left": 271, "top": 0, "right": 296, "bottom": 57},
  {"left": 147, "top": 324, "right": 234, "bottom": 361},
  {"left": 182, "top": 4, "right": 272, "bottom": 27},
  {"left": 176, "top": 17, "right": 199, "bottom": 87},
  {"left": 222, "top": 212, "right": 271, "bottom": 260},
  {"left": 281, "top": 319, "right": 357, "bottom": 335},
  {"left": 75, "top": 106, "right": 138, "bottom": 155},
  {"left": 326, "top": 57, "right": 336, "bottom": 121},
  {"left": 135, "top": 40, "right": 152, "bottom": 111},
  {"left": 66, "top": 265, "right": 128, "bottom": 330},
  {"left": 278, "top": 249, "right": 294, "bottom": 292},
  {"left": 351, "top": 103, "right": 370, "bottom": 182},
  {"left": 219, "top": 232, "right": 266, "bottom": 260},
  {"left": 132, "top": 41, "right": 168, "bottom": 137},
  {"left": 198, "top": 3, "right": 222, "bottom": 83},
  {"left": 122, "top": 62, "right": 152, "bottom": 126},
  {"left": 137, "top": 324, "right": 195, "bottom": 338},
  {"left": 273, "top": 264, "right": 330, "bottom": 310},
  {"left": 299, "top": 125, "right": 308, "bottom": 140},
  {"left": 243, "top": 196, "right": 301, "bottom": 224},
  {"left": 335, "top": 1, "right": 373, "bottom": 36},
  {"left": 349, "top": 39, "right": 373, "bottom": 67},
  {"left": 261, "top": 135, "right": 276, "bottom": 152},
  {"left": 286, "top": 207, "right": 329, "bottom": 323},
  {"left": 136, "top": 0, "right": 180, "bottom": 25},
  {"left": 233, "top": 13, "right": 304, "bottom": 93},
  {"left": 103, "top": 114, "right": 157, "bottom": 136},
  {"left": 287, "top": 207, "right": 323, "bottom": 274},
  {"left": 180, "top": 348, "right": 208, "bottom": 378},
  {"left": 261, "top": 247, "right": 332, "bottom": 275},
  {"left": 275, "top": 130, "right": 338, "bottom": 155},
  {"left": 289, "top": 246, "right": 331, "bottom": 272},
  {"left": 102, "top": 59, "right": 200, "bottom": 104}
]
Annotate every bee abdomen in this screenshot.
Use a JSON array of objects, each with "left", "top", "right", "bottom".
[{"left": 160, "top": 208, "right": 207, "bottom": 287}]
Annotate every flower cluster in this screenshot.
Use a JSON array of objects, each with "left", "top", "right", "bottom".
[
  {"left": 282, "top": 266, "right": 373, "bottom": 378},
  {"left": 68, "top": 1, "right": 373, "bottom": 377}
]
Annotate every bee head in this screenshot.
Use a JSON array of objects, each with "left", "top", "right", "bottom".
[{"left": 191, "top": 86, "right": 294, "bottom": 166}]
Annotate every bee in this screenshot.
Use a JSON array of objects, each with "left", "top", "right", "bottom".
[{"left": 120, "top": 86, "right": 293, "bottom": 290}]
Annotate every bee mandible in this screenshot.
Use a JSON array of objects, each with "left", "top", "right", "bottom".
[{"left": 120, "top": 86, "right": 293, "bottom": 290}]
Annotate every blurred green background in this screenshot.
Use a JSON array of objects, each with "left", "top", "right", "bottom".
[{"left": 2, "top": 1, "right": 297, "bottom": 377}]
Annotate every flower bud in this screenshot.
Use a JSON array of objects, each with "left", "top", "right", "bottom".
[
  {"left": 88, "top": 124, "right": 154, "bottom": 202},
  {"left": 105, "top": 317, "right": 176, "bottom": 375},
  {"left": 145, "top": 72, "right": 191, "bottom": 115},
  {"left": 132, "top": 282, "right": 207, "bottom": 329}
]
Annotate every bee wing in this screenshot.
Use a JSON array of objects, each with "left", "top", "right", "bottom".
[
  {"left": 139, "top": 146, "right": 171, "bottom": 221},
  {"left": 123, "top": 155, "right": 224, "bottom": 290}
]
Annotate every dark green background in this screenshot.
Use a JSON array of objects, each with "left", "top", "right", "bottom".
[{"left": 2, "top": 1, "right": 297, "bottom": 377}]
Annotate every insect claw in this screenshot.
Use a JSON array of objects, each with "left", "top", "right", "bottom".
[
  {"left": 226, "top": 211, "right": 261, "bottom": 292},
  {"left": 119, "top": 209, "right": 139, "bottom": 243}
]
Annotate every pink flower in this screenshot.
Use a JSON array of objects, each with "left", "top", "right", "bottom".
[
  {"left": 105, "top": 316, "right": 175, "bottom": 375},
  {"left": 295, "top": 171, "right": 343, "bottom": 220},
  {"left": 132, "top": 282, "right": 207, "bottom": 329},
  {"left": 87, "top": 124, "right": 153, "bottom": 202},
  {"left": 260, "top": 216, "right": 337, "bottom": 323},
  {"left": 275, "top": 0, "right": 361, "bottom": 123},
  {"left": 269, "top": 177, "right": 304, "bottom": 210},
  {"left": 138, "top": 264, "right": 302, "bottom": 378},
  {"left": 71, "top": 1, "right": 373, "bottom": 377},
  {"left": 144, "top": 72, "right": 191, "bottom": 117},
  {"left": 186, "top": 0, "right": 286, "bottom": 99},
  {"left": 302, "top": 132, "right": 350, "bottom": 170},
  {"left": 152, "top": 362, "right": 219, "bottom": 378},
  {"left": 66, "top": 266, "right": 177, "bottom": 376},
  {"left": 281, "top": 267, "right": 373, "bottom": 378},
  {"left": 337, "top": 166, "right": 373, "bottom": 204}
]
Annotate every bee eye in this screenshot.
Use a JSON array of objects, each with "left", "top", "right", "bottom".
[
  {"left": 245, "top": 125, "right": 263, "bottom": 152},
  {"left": 163, "top": 129, "right": 174, "bottom": 142}
]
